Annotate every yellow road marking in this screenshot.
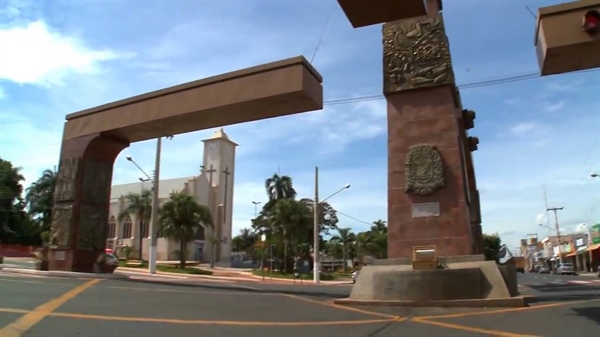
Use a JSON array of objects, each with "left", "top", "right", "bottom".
[
  {"left": 0, "top": 309, "right": 30, "bottom": 314},
  {"left": 0, "top": 309, "right": 394, "bottom": 326},
  {"left": 0, "top": 279, "right": 101, "bottom": 337},
  {"left": 0, "top": 278, "right": 77, "bottom": 286},
  {"left": 412, "top": 318, "right": 540, "bottom": 337},
  {"left": 232, "top": 283, "right": 400, "bottom": 320},
  {"left": 280, "top": 293, "right": 400, "bottom": 319},
  {"left": 412, "top": 298, "right": 600, "bottom": 320},
  {"left": 107, "top": 285, "right": 277, "bottom": 296}
]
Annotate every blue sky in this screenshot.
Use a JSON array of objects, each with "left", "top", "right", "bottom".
[{"left": 0, "top": 0, "right": 598, "bottom": 251}]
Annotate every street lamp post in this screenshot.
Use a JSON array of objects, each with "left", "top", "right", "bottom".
[
  {"left": 252, "top": 201, "right": 261, "bottom": 218},
  {"left": 313, "top": 165, "right": 351, "bottom": 284},
  {"left": 125, "top": 135, "right": 173, "bottom": 274}
]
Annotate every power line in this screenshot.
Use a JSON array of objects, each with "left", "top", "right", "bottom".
[
  {"left": 323, "top": 69, "right": 597, "bottom": 106},
  {"left": 336, "top": 210, "right": 372, "bottom": 226},
  {"left": 310, "top": 2, "right": 335, "bottom": 64},
  {"left": 31, "top": 68, "right": 598, "bottom": 152}
]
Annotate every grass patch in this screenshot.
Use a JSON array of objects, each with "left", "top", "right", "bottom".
[
  {"left": 118, "top": 260, "right": 212, "bottom": 275},
  {"left": 251, "top": 270, "right": 348, "bottom": 280}
]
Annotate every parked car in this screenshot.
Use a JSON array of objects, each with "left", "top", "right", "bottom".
[
  {"left": 352, "top": 270, "right": 359, "bottom": 284},
  {"left": 556, "top": 263, "right": 577, "bottom": 275},
  {"left": 537, "top": 266, "right": 550, "bottom": 274}
]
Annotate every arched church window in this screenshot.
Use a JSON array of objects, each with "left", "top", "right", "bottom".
[
  {"left": 141, "top": 221, "right": 149, "bottom": 238},
  {"left": 194, "top": 226, "right": 205, "bottom": 241},
  {"left": 122, "top": 216, "right": 133, "bottom": 238},
  {"left": 107, "top": 216, "right": 116, "bottom": 239}
]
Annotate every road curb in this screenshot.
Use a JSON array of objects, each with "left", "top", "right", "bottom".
[
  {"left": 0, "top": 266, "right": 129, "bottom": 279},
  {"left": 333, "top": 296, "right": 528, "bottom": 308}
]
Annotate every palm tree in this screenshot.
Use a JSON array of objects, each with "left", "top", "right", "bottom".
[
  {"left": 272, "top": 198, "right": 311, "bottom": 272},
  {"left": 159, "top": 192, "right": 213, "bottom": 269},
  {"left": 324, "top": 240, "right": 342, "bottom": 271},
  {"left": 118, "top": 189, "right": 152, "bottom": 260},
  {"left": 370, "top": 219, "right": 387, "bottom": 234},
  {"left": 354, "top": 232, "right": 372, "bottom": 260},
  {"left": 265, "top": 173, "right": 296, "bottom": 202},
  {"left": 0, "top": 159, "right": 27, "bottom": 243},
  {"left": 330, "top": 227, "right": 356, "bottom": 273},
  {"left": 370, "top": 230, "right": 388, "bottom": 259},
  {"left": 25, "top": 168, "right": 57, "bottom": 233}
]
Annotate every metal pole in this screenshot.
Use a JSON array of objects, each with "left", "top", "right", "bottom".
[
  {"left": 270, "top": 243, "right": 273, "bottom": 280},
  {"left": 313, "top": 166, "right": 320, "bottom": 284},
  {"left": 149, "top": 137, "right": 162, "bottom": 274},
  {"left": 547, "top": 207, "right": 564, "bottom": 265}
]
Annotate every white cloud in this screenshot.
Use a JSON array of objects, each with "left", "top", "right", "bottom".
[
  {"left": 0, "top": 21, "right": 134, "bottom": 87},
  {"left": 509, "top": 122, "right": 536, "bottom": 136},
  {"left": 542, "top": 100, "right": 566, "bottom": 112},
  {"left": 0, "top": 114, "right": 62, "bottom": 184}
]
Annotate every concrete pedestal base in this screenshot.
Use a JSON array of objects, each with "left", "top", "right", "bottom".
[{"left": 335, "top": 259, "right": 524, "bottom": 308}]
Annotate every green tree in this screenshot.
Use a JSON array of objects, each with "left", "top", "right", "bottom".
[
  {"left": 159, "top": 192, "right": 213, "bottom": 269},
  {"left": 483, "top": 233, "right": 502, "bottom": 263},
  {"left": 25, "top": 168, "right": 57, "bottom": 233},
  {"left": 370, "top": 219, "right": 387, "bottom": 234},
  {"left": 265, "top": 173, "right": 296, "bottom": 203},
  {"left": 271, "top": 198, "right": 312, "bottom": 272},
  {"left": 330, "top": 227, "right": 356, "bottom": 273},
  {"left": 0, "top": 159, "right": 31, "bottom": 244},
  {"left": 118, "top": 189, "right": 152, "bottom": 259}
]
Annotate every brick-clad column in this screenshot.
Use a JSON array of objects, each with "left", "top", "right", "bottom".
[
  {"left": 384, "top": 14, "right": 476, "bottom": 259},
  {"left": 48, "top": 133, "right": 129, "bottom": 272}
]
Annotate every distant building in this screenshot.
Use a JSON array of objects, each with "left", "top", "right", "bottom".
[{"left": 106, "top": 128, "right": 237, "bottom": 263}]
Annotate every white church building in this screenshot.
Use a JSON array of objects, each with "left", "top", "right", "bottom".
[{"left": 106, "top": 128, "right": 237, "bottom": 263}]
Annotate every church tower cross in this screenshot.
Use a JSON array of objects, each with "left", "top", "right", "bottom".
[
  {"left": 222, "top": 167, "right": 231, "bottom": 225},
  {"left": 201, "top": 165, "right": 217, "bottom": 187}
]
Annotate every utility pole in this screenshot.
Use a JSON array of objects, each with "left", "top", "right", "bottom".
[
  {"left": 547, "top": 206, "right": 564, "bottom": 263},
  {"left": 313, "top": 166, "right": 320, "bottom": 284}
]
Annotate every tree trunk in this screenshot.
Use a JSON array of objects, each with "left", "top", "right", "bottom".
[
  {"left": 283, "top": 241, "right": 288, "bottom": 273},
  {"left": 179, "top": 240, "right": 186, "bottom": 269},
  {"left": 139, "top": 220, "right": 144, "bottom": 260},
  {"left": 211, "top": 241, "right": 216, "bottom": 268},
  {"left": 342, "top": 245, "right": 347, "bottom": 273}
]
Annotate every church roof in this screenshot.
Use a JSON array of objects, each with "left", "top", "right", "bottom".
[
  {"left": 202, "top": 128, "right": 238, "bottom": 146},
  {"left": 110, "top": 176, "right": 195, "bottom": 201}
]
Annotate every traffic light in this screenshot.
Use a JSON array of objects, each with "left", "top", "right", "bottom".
[{"left": 582, "top": 10, "right": 600, "bottom": 34}]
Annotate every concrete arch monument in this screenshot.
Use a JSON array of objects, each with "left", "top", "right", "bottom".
[{"left": 48, "top": 56, "right": 322, "bottom": 272}]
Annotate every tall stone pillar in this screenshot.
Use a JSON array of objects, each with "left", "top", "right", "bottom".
[
  {"left": 459, "top": 109, "right": 484, "bottom": 255},
  {"left": 48, "top": 132, "right": 129, "bottom": 272},
  {"left": 384, "top": 13, "right": 477, "bottom": 259}
]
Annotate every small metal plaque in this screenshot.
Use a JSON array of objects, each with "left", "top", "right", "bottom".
[
  {"left": 54, "top": 251, "right": 66, "bottom": 261},
  {"left": 412, "top": 202, "right": 440, "bottom": 218}
]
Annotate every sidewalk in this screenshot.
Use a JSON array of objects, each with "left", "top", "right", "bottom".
[{"left": 117, "top": 267, "right": 351, "bottom": 285}]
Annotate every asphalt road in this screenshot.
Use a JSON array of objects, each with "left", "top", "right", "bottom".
[{"left": 0, "top": 271, "right": 598, "bottom": 337}]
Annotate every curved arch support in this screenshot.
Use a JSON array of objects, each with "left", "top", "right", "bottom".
[{"left": 48, "top": 133, "right": 129, "bottom": 272}]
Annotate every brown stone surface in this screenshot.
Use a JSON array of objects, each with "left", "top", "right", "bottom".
[
  {"left": 387, "top": 85, "right": 474, "bottom": 259},
  {"left": 49, "top": 56, "right": 323, "bottom": 272},
  {"left": 535, "top": 0, "right": 600, "bottom": 76},
  {"left": 336, "top": 0, "right": 428, "bottom": 28},
  {"left": 64, "top": 56, "right": 323, "bottom": 142},
  {"left": 49, "top": 134, "right": 129, "bottom": 272}
]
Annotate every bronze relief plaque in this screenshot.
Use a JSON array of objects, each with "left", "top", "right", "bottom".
[
  {"left": 81, "top": 160, "right": 113, "bottom": 204},
  {"left": 405, "top": 144, "right": 445, "bottom": 196},
  {"left": 382, "top": 13, "right": 456, "bottom": 94},
  {"left": 77, "top": 204, "right": 108, "bottom": 250},
  {"left": 49, "top": 205, "right": 73, "bottom": 248},
  {"left": 54, "top": 158, "right": 81, "bottom": 202}
]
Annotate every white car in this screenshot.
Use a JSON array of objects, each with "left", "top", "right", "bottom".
[{"left": 352, "top": 270, "right": 359, "bottom": 284}]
